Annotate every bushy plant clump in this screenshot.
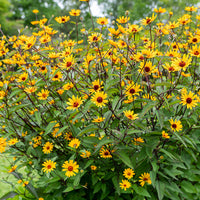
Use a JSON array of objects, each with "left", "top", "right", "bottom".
[{"left": 0, "top": 4, "right": 200, "bottom": 200}]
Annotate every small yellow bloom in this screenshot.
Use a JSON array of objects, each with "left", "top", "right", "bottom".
[{"left": 32, "top": 9, "right": 39, "bottom": 14}]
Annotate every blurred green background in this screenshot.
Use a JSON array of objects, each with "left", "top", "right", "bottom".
[{"left": 0, "top": 0, "right": 199, "bottom": 36}]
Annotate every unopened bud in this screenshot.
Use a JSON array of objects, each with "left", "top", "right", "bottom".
[
  {"left": 112, "top": 20, "right": 115, "bottom": 25},
  {"left": 80, "top": 16, "right": 83, "bottom": 21},
  {"left": 125, "top": 10, "right": 129, "bottom": 16},
  {"left": 110, "top": 12, "right": 113, "bottom": 16}
]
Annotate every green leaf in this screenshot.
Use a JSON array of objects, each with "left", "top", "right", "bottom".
[
  {"left": 44, "top": 122, "right": 57, "bottom": 136},
  {"left": 139, "top": 101, "right": 157, "bottom": 118},
  {"left": 35, "top": 111, "right": 42, "bottom": 126},
  {"left": 0, "top": 192, "right": 18, "bottom": 200},
  {"left": 115, "top": 151, "right": 134, "bottom": 169},
  {"left": 160, "top": 149, "right": 178, "bottom": 160},
  {"left": 155, "top": 110, "right": 163, "bottom": 129},
  {"left": 112, "top": 96, "right": 120, "bottom": 110},
  {"left": 112, "top": 176, "right": 120, "bottom": 195},
  {"left": 63, "top": 186, "right": 74, "bottom": 193},
  {"left": 155, "top": 181, "right": 165, "bottom": 200},
  {"left": 73, "top": 173, "right": 81, "bottom": 186},
  {"left": 77, "top": 124, "right": 98, "bottom": 137},
  {"left": 173, "top": 132, "right": 187, "bottom": 148},
  {"left": 84, "top": 160, "right": 94, "bottom": 169},
  {"left": 181, "top": 180, "right": 196, "bottom": 193},
  {"left": 132, "top": 184, "right": 151, "bottom": 197},
  {"left": 93, "top": 137, "right": 114, "bottom": 153},
  {"left": 154, "top": 82, "right": 172, "bottom": 87}
]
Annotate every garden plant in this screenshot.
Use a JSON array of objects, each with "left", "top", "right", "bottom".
[{"left": 0, "top": 3, "right": 200, "bottom": 200}]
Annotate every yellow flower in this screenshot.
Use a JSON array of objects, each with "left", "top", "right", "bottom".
[
  {"left": 124, "top": 110, "right": 138, "bottom": 120},
  {"left": 89, "top": 79, "right": 103, "bottom": 93},
  {"left": 125, "top": 83, "right": 142, "bottom": 97},
  {"left": 80, "top": 150, "right": 91, "bottom": 158},
  {"left": 116, "top": 16, "right": 130, "bottom": 24},
  {"left": 162, "top": 131, "right": 170, "bottom": 139},
  {"left": 51, "top": 71, "right": 62, "bottom": 81},
  {"left": 68, "top": 138, "right": 80, "bottom": 149},
  {"left": 0, "top": 91, "right": 6, "bottom": 99},
  {"left": 17, "top": 72, "right": 28, "bottom": 82},
  {"left": 119, "top": 179, "right": 131, "bottom": 191},
  {"left": 32, "top": 9, "right": 39, "bottom": 14},
  {"left": 61, "top": 55, "right": 75, "bottom": 69},
  {"left": 123, "top": 168, "right": 135, "bottom": 179},
  {"left": 169, "top": 119, "right": 182, "bottom": 132},
  {"left": 42, "top": 160, "right": 56, "bottom": 173},
  {"left": 8, "top": 138, "right": 19, "bottom": 146},
  {"left": 69, "top": 9, "right": 81, "bottom": 16},
  {"left": 133, "top": 137, "right": 144, "bottom": 145},
  {"left": 88, "top": 33, "right": 102, "bottom": 43},
  {"left": 181, "top": 90, "right": 198, "bottom": 110},
  {"left": 22, "top": 181, "right": 29, "bottom": 187},
  {"left": 138, "top": 60, "right": 156, "bottom": 75},
  {"left": 66, "top": 95, "right": 83, "bottom": 110},
  {"left": 62, "top": 160, "right": 79, "bottom": 177},
  {"left": 92, "top": 116, "right": 105, "bottom": 123},
  {"left": 37, "top": 89, "right": 49, "bottom": 100},
  {"left": 139, "top": 172, "right": 151, "bottom": 187},
  {"left": 141, "top": 13, "right": 156, "bottom": 25},
  {"left": 96, "top": 17, "right": 108, "bottom": 25},
  {"left": 63, "top": 82, "right": 74, "bottom": 90},
  {"left": 189, "top": 45, "right": 200, "bottom": 57},
  {"left": 99, "top": 147, "right": 112, "bottom": 158},
  {"left": 91, "top": 165, "right": 97, "bottom": 170},
  {"left": 172, "top": 54, "right": 192, "bottom": 71},
  {"left": 55, "top": 16, "right": 70, "bottom": 23},
  {"left": 188, "top": 35, "right": 200, "bottom": 44},
  {"left": 8, "top": 165, "right": 17, "bottom": 173},
  {"left": 39, "top": 34, "right": 51, "bottom": 44},
  {"left": 165, "top": 21, "right": 179, "bottom": 30},
  {"left": 43, "top": 142, "right": 53, "bottom": 154},
  {"left": 185, "top": 6, "right": 197, "bottom": 12},
  {"left": 24, "top": 86, "right": 37, "bottom": 94},
  {"left": 91, "top": 91, "right": 108, "bottom": 107},
  {"left": 154, "top": 7, "right": 166, "bottom": 13}
]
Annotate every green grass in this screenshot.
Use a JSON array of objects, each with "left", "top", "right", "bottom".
[{"left": 0, "top": 154, "right": 19, "bottom": 199}]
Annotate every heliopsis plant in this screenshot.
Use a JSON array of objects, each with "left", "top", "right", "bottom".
[{"left": 0, "top": 4, "right": 200, "bottom": 200}]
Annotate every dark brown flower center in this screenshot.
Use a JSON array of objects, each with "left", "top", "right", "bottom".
[
  {"left": 169, "top": 67, "right": 174, "bottom": 71},
  {"left": 94, "top": 85, "right": 99, "bottom": 90},
  {"left": 97, "top": 97, "right": 103, "bottom": 103},
  {"left": 66, "top": 62, "right": 72, "bottom": 67},
  {"left": 144, "top": 67, "right": 150, "bottom": 72},
  {"left": 41, "top": 66, "right": 46, "bottom": 70},
  {"left": 143, "top": 177, "right": 148, "bottom": 181},
  {"left": 104, "top": 151, "right": 109, "bottom": 155},
  {"left": 172, "top": 124, "right": 177, "bottom": 129},
  {"left": 73, "top": 102, "right": 79, "bottom": 107},
  {"left": 42, "top": 94, "right": 47, "bottom": 98},
  {"left": 68, "top": 166, "right": 73, "bottom": 171},
  {"left": 179, "top": 61, "right": 186, "bottom": 67},
  {"left": 47, "top": 165, "right": 52, "bottom": 169},
  {"left": 54, "top": 75, "right": 58, "bottom": 78},
  {"left": 22, "top": 77, "right": 26, "bottom": 81},
  {"left": 146, "top": 19, "right": 151, "bottom": 24},
  {"left": 186, "top": 98, "right": 192, "bottom": 104},
  {"left": 93, "top": 36, "right": 98, "bottom": 41},
  {"left": 129, "top": 89, "right": 135, "bottom": 94},
  {"left": 192, "top": 38, "right": 197, "bottom": 42},
  {"left": 194, "top": 51, "right": 199, "bottom": 55},
  {"left": 139, "top": 56, "right": 144, "bottom": 60}
]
